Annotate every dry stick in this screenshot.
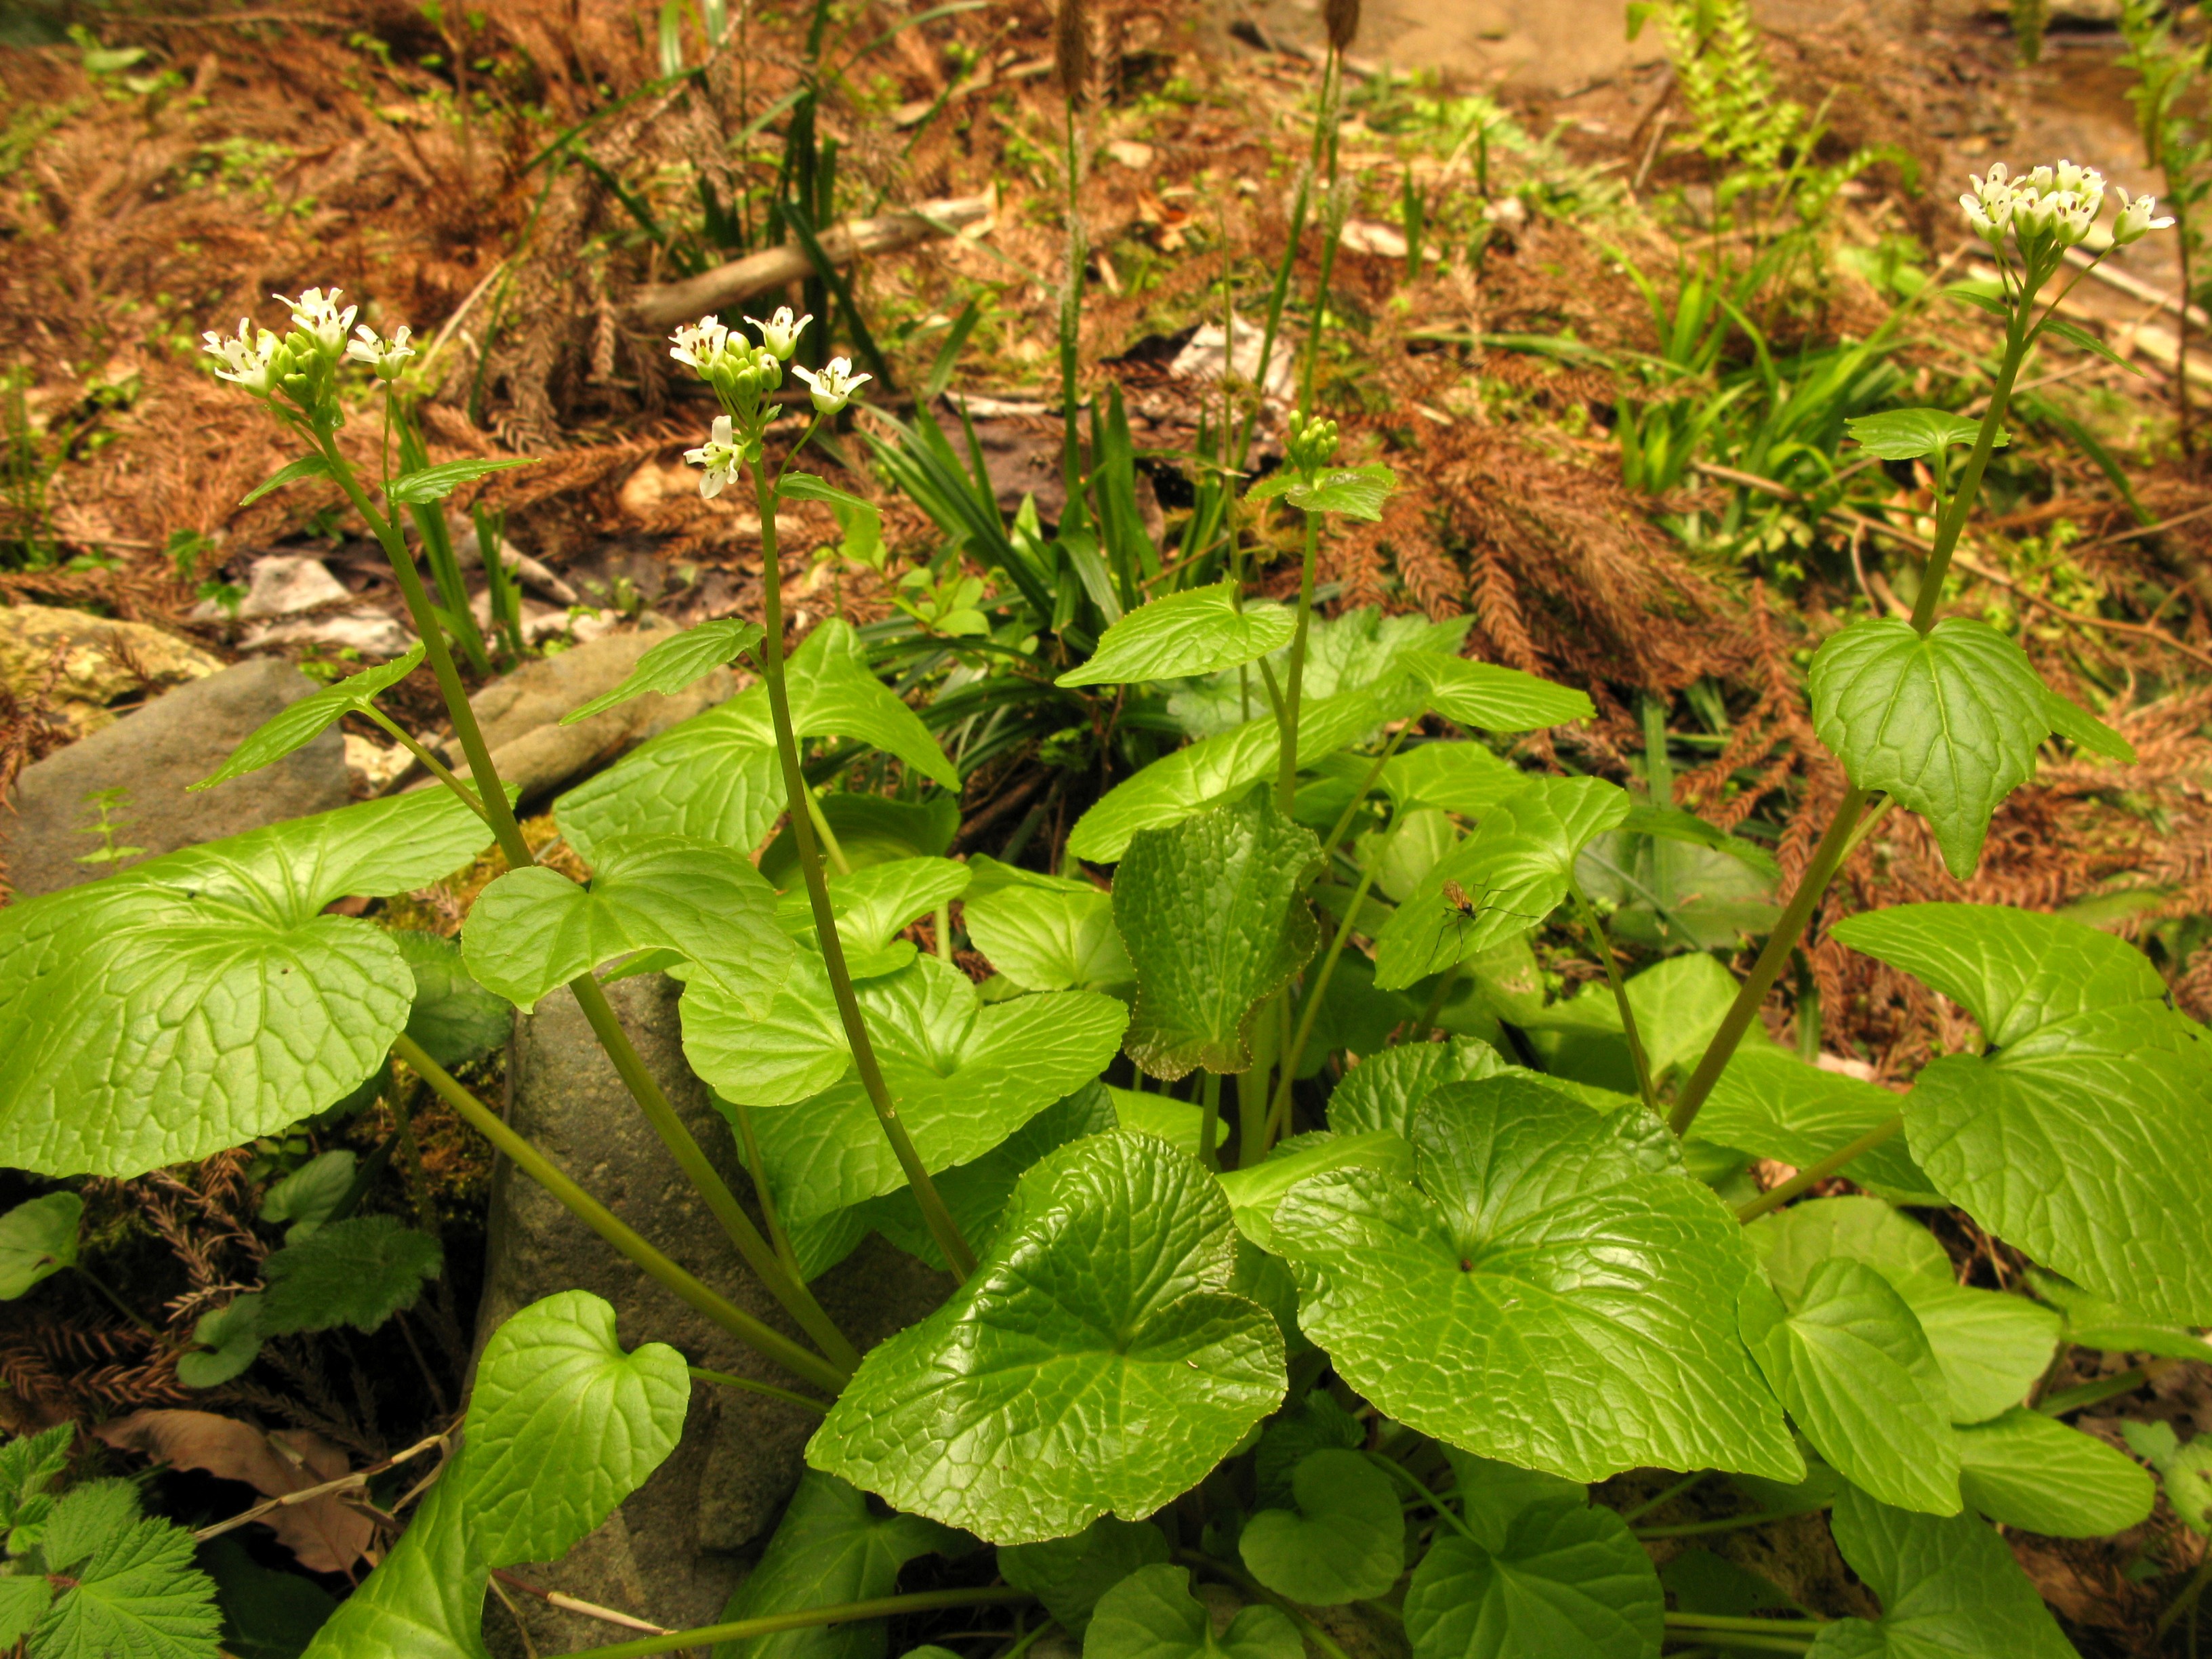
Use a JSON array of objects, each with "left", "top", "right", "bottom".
[
  {"left": 751, "top": 458, "right": 977, "bottom": 1279},
  {"left": 560, "top": 1588, "right": 1036, "bottom": 1659},
  {"left": 194, "top": 1431, "right": 448, "bottom": 1544},
  {"left": 390, "top": 1034, "right": 851, "bottom": 1396},
  {"left": 1733, "top": 1113, "right": 1905, "bottom": 1224},
  {"left": 323, "top": 441, "right": 859, "bottom": 1375},
  {"left": 491, "top": 1571, "right": 670, "bottom": 1637}
]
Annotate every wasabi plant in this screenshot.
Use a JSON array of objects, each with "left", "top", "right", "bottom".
[{"left": 0, "top": 163, "right": 2204, "bottom": 1659}]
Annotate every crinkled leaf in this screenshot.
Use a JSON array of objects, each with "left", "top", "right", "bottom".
[
  {"left": 2024, "top": 1269, "right": 2212, "bottom": 1361},
  {"left": 1057, "top": 583, "right": 1296, "bottom": 688},
  {"left": 1808, "top": 618, "right": 2047, "bottom": 876},
  {"left": 1401, "top": 652, "right": 1595, "bottom": 732},
  {"left": 1238, "top": 1448, "right": 1403, "bottom": 1605},
  {"left": 1741, "top": 1264, "right": 1959, "bottom": 1515},
  {"left": 735, "top": 958, "right": 1128, "bottom": 1223},
  {"left": 682, "top": 947, "right": 852, "bottom": 1107},
  {"left": 1380, "top": 743, "right": 1529, "bottom": 817},
  {"left": 1372, "top": 777, "right": 1629, "bottom": 990},
  {"left": 392, "top": 930, "right": 510, "bottom": 1069},
  {"left": 32, "top": 1513, "right": 222, "bottom": 1659},
  {"left": 1845, "top": 409, "right": 2002, "bottom": 460},
  {"left": 561, "top": 618, "right": 764, "bottom": 725},
  {"left": 2043, "top": 688, "right": 2135, "bottom": 763},
  {"left": 259, "top": 1151, "right": 356, "bottom": 1244},
  {"left": 1955, "top": 1408, "right": 2153, "bottom": 1537},
  {"left": 558, "top": 620, "right": 956, "bottom": 859},
  {"left": 1166, "top": 609, "right": 1462, "bottom": 740},
  {"left": 259, "top": 1216, "right": 441, "bottom": 1335},
  {"left": 1000, "top": 1516, "right": 1170, "bottom": 1638},
  {"left": 1115, "top": 789, "right": 1321, "bottom": 1079},
  {"left": 1696, "top": 1045, "right": 1938, "bottom": 1205},
  {"left": 1273, "top": 1076, "right": 1799, "bottom": 1483},
  {"left": 1217, "top": 1131, "right": 1412, "bottom": 1250},
  {"left": 1404, "top": 1500, "right": 1662, "bottom": 1659},
  {"left": 386, "top": 456, "right": 536, "bottom": 504},
  {"left": 192, "top": 646, "right": 424, "bottom": 792},
  {"left": 775, "top": 857, "right": 970, "bottom": 978},
  {"left": 1326, "top": 1038, "right": 1514, "bottom": 1136},
  {"left": 962, "top": 863, "right": 1132, "bottom": 993},
  {"left": 464, "top": 834, "right": 790, "bottom": 1013},
  {"left": 0, "top": 1578, "right": 52, "bottom": 1648},
  {"left": 1809, "top": 1487, "right": 2074, "bottom": 1658},
  {"left": 1083, "top": 1565, "right": 1301, "bottom": 1659},
  {"left": 1832, "top": 903, "right": 2212, "bottom": 1324},
  {"left": 0, "top": 1193, "right": 80, "bottom": 1298},
  {"left": 808, "top": 1133, "right": 1285, "bottom": 1543},
  {"left": 1, "top": 1423, "right": 75, "bottom": 1538},
  {"left": 0, "top": 791, "right": 492, "bottom": 1177}
]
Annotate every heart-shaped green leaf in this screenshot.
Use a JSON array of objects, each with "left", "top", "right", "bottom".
[
  {"left": 963, "top": 859, "right": 1132, "bottom": 993},
  {"left": 1252, "top": 1391, "right": 1367, "bottom": 1506},
  {"left": 1057, "top": 582, "right": 1296, "bottom": 688},
  {"left": 1326, "top": 1038, "right": 1515, "bottom": 1136},
  {"left": 560, "top": 617, "right": 764, "bottom": 725},
  {"left": 1217, "top": 1131, "right": 1414, "bottom": 1250},
  {"left": 1372, "top": 777, "right": 1628, "bottom": 990},
  {"left": 734, "top": 957, "right": 1129, "bottom": 1223},
  {"left": 1401, "top": 652, "right": 1595, "bottom": 732},
  {"left": 463, "top": 834, "right": 790, "bottom": 1013},
  {"left": 1404, "top": 1500, "right": 1662, "bottom": 1659},
  {"left": 1832, "top": 903, "right": 2212, "bottom": 1324},
  {"left": 177, "top": 1296, "right": 264, "bottom": 1389},
  {"left": 1273, "top": 1076, "right": 1799, "bottom": 1483},
  {"left": 1380, "top": 743, "right": 1529, "bottom": 817},
  {"left": 1741, "top": 1263, "right": 1960, "bottom": 1515},
  {"left": 191, "top": 644, "right": 424, "bottom": 792},
  {"left": 1696, "top": 1044, "right": 1938, "bottom": 1205},
  {"left": 1082, "top": 1564, "right": 1301, "bottom": 1659},
  {"left": 1441, "top": 1451, "right": 1586, "bottom": 1551},
  {"left": 1001, "top": 1517, "right": 1170, "bottom": 1639},
  {"left": 775, "top": 856, "right": 971, "bottom": 978},
  {"left": 1238, "top": 1448, "right": 1404, "bottom": 1604},
  {"left": 1808, "top": 618, "right": 2047, "bottom": 877},
  {"left": 1166, "top": 609, "right": 1463, "bottom": 740},
  {"left": 1287, "top": 463, "right": 1398, "bottom": 520},
  {"left": 1114, "top": 788, "right": 1320, "bottom": 1079},
  {"left": 1845, "top": 408, "right": 2003, "bottom": 460},
  {"left": 1809, "top": 1487, "right": 2075, "bottom": 1658},
  {"left": 0, "top": 1193, "right": 79, "bottom": 1299},
  {"left": 392, "top": 930, "right": 510, "bottom": 1069},
  {"left": 557, "top": 620, "right": 957, "bottom": 859},
  {"left": 808, "top": 1133, "right": 1286, "bottom": 1542},
  {"left": 1955, "top": 1408, "right": 2153, "bottom": 1537},
  {"left": 0, "top": 791, "right": 492, "bottom": 1178}
]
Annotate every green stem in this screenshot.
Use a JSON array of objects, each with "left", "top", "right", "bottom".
[
  {"left": 1911, "top": 298, "right": 2030, "bottom": 630},
  {"left": 390, "top": 1033, "right": 850, "bottom": 1396},
  {"left": 1366, "top": 1452, "right": 1477, "bottom": 1543},
  {"left": 2038, "top": 1359, "right": 2178, "bottom": 1416},
  {"left": 1666, "top": 1614, "right": 1826, "bottom": 1635},
  {"left": 1275, "top": 510, "right": 1322, "bottom": 815},
  {"left": 1236, "top": 1063, "right": 1268, "bottom": 1171},
  {"left": 803, "top": 788, "right": 853, "bottom": 876},
  {"left": 752, "top": 458, "right": 977, "bottom": 1279},
  {"left": 1621, "top": 1469, "right": 1708, "bottom": 1524},
  {"left": 1414, "top": 961, "right": 1461, "bottom": 1042},
  {"left": 731, "top": 1094, "right": 803, "bottom": 1283},
  {"left": 934, "top": 901, "right": 953, "bottom": 962},
  {"left": 1174, "top": 1551, "right": 1355, "bottom": 1659},
  {"left": 562, "top": 1589, "right": 1035, "bottom": 1659},
  {"left": 1669, "top": 786, "right": 1875, "bottom": 1137},
  {"left": 689, "top": 1366, "right": 830, "bottom": 1414},
  {"left": 1319, "top": 721, "right": 1416, "bottom": 855},
  {"left": 1634, "top": 1507, "right": 1814, "bottom": 1540},
  {"left": 2157, "top": 1553, "right": 2212, "bottom": 1639},
  {"left": 1663, "top": 1635, "right": 1814, "bottom": 1656},
  {"left": 1198, "top": 1071, "right": 1223, "bottom": 1172},
  {"left": 1568, "top": 877, "right": 1658, "bottom": 1118},
  {"left": 362, "top": 706, "right": 489, "bottom": 823},
  {"left": 1734, "top": 1114, "right": 1904, "bottom": 1224},
  {"left": 1275, "top": 849, "right": 1386, "bottom": 1125}
]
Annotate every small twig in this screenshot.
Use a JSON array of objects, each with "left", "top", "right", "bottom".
[
  {"left": 493, "top": 1570, "right": 673, "bottom": 1636},
  {"left": 192, "top": 1431, "right": 448, "bottom": 1544}
]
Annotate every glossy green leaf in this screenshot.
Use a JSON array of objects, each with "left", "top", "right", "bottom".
[
  {"left": 1288, "top": 463, "right": 1398, "bottom": 519},
  {"left": 259, "top": 1216, "right": 441, "bottom": 1335},
  {"left": 0, "top": 791, "right": 492, "bottom": 1178},
  {"left": 0, "top": 1193, "right": 79, "bottom": 1299},
  {"left": 962, "top": 861, "right": 1132, "bottom": 993},
  {"left": 1069, "top": 685, "right": 1418, "bottom": 862},
  {"left": 2024, "top": 1269, "right": 2212, "bottom": 1361},
  {"left": 464, "top": 834, "right": 790, "bottom": 1013},
  {"left": 259, "top": 1150, "right": 355, "bottom": 1244},
  {"left": 1402, "top": 652, "right": 1595, "bottom": 732},
  {"left": 1696, "top": 1045, "right": 1938, "bottom": 1205},
  {"left": 386, "top": 455, "right": 536, "bottom": 504},
  {"left": 1380, "top": 743, "right": 1529, "bottom": 817},
  {"left": 733, "top": 958, "right": 1128, "bottom": 1224},
  {"left": 1239, "top": 1448, "right": 1403, "bottom": 1604},
  {"left": 558, "top": 620, "right": 957, "bottom": 859},
  {"left": 1114, "top": 789, "right": 1321, "bottom": 1080},
  {"left": 680, "top": 949, "right": 850, "bottom": 1107},
  {"left": 1954, "top": 1408, "right": 2153, "bottom": 1537},
  {"left": 1833, "top": 903, "right": 2212, "bottom": 1324},
  {"left": 776, "top": 857, "right": 971, "bottom": 979},
  {"left": 1057, "top": 582, "right": 1295, "bottom": 688},
  {"left": 191, "top": 646, "right": 424, "bottom": 792},
  {"left": 1218, "top": 1131, "right": 1414, "bottom": 1250},
  {"left": 808, "top": 1133, "right": 1286, "bottom": 1543},
  {"left": 1167, "top": 610, "right": 1462, "bottom": 740},
  {"left": 1809, "top": 1487, "right": 2074, "bottom": 1658},
  {"left": 2043, "top": 688, "right": 2135, "bottom": 763},
  {"left": 709, "top": 1471, "right": 961, "bottom": 1659},
  {"left": 1108, "top": 1088, "right": 1207, "bottom": 1155},
  {"left": 1441, "top": 1452, "right": 1586, "bottom": 1553},
  {"left": 1326, "top": 1038, "right": 1514, "bottom": 1136},
  {"left": 1082, "top": 1565, "right": 1300, "bottom": 1659},
  {"left": 1404, "top": 1500, "right": 1662, "bottom": 1659},
  {"left": 1273, "top": 1076, "right": 1799, "bottom": 1483},
  {"left": 1000, "top": 1517, "right": 1170, "bottom": 1638},
  {"left": 780, "top": 474, "right": 885, "bottom": 570},
  {"left": 239, "top": 453, "right": 333, "bottom": 507},
  {"left": 561, "top": 619, "right": 764, "bottom": 724},
  {"left": 1808, "top": 618, "right": 2047, "bottom": 876},
  {"left": 1372, "top": 777, "right": 1629, "bottom": 990},
  {"left": 392, "top": 930, "right": 510, "bottom": 1069},
  {"left": 1741, "top": 1263, "right": 1960, "bottom": 1515},
  {"left": 1845, "top": 408, "right": 2002, "bottom": 459}
]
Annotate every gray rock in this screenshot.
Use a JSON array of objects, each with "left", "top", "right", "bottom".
[
  {"left": 2, "top": 657, "right": 350, "bottom": 898},
  {"left": 443, "top": 615, "right": 736, "bottom": 806},
  {"left": 478, "top": 973, "right": 947, "bottom": 1656}
]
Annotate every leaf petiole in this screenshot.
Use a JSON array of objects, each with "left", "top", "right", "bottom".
[
  {"left": 687, "top": 1366, "right": 831, "bottom": 1414},
  {"left": 1734, "top": 1113, "right": 1905, "bottom": 1224},
  {"left": 1568, "top": 876, "right": 1659, "bottom": 1118},
  {"left": 558, "top": 1587, "right": 1036, "bottom": 1659}
]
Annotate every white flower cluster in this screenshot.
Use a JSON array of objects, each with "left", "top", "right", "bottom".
[
  {"left": 1961, "top": 160, "right": 2172, "bottom": 251},
  {"left": 672, "top": 307, "right": 874, "bottom": 498},
  {"left": 202, "top": 317, "right": 284, "bottom": 394},
  {"left": 276, "top": 287, "right": 358, "bottom": 354},
  {"left": 203, "top": 283, "right": 416, "bottom": 398}
]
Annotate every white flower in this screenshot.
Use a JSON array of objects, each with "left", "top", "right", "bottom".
[
  {"left": 274, "top": 286, "right": 357, "bottom": 356},
  {"left": 670, "top": 315, "right": 735, "bottom": 375},
  {"left": 745, "top": 306, "right": 813, "bottom": 361},
  {"left": 683, "top": 414, "right": 745, "bottom": 499},
  {"left": 2114, "top": 186, "right": 2176, "bottom": 246},
  {"left": 792, "top": 356, "right": 872, "bottom": 415},
  {"left": 201, "top": 317, "right": 283, "bottom": 394},
  {"left": 346, "top": 323, "right": 415, "bottom": 379},
  {"left": 2053, "top": 159, "right": 2106, "bottom": 217},
  {"left": 2049, "top": 190, "right": 2100, "bottom": 247}
]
